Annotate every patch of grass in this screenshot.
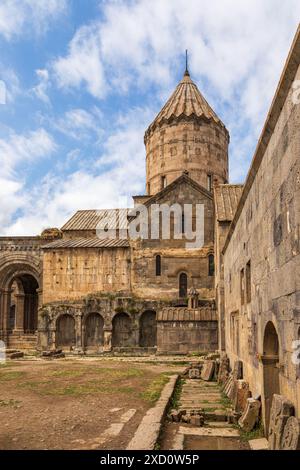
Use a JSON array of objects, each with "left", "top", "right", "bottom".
[
  {"left": 237, "top": 419, "right": 265, "bottom": 442},
  {"left": 140, "top": 374, "right": 170, "bottom": 403},
  {"left": 220, "top": 392, "right": 232, "bottom": 409},
  {"left": 203, "top": 407, "right": 219, "bottom": 412},
  {"left": 45, "top": 382, "right": 135, "bottom": 397},
  {"left": 0, "top": 371, "right": 25, "bottom": 381},
  {"left": 91, "top": 367, "right": 144, "bottom": 379},
  {"left": 47, "top": 369, "right": 84, "bottom": 378},
  {"left": 169, "top": 377, "right": 185, "bottom": 409},
  {"left": 0, "top": 399, "right": 21, "bottom": 408}
]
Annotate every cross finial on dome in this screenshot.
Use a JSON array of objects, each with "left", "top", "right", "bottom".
[{"left": 184, "top": 49, "right": 190, "bottom": 76}]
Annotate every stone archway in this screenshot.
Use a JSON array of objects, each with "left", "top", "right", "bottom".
[
  {"left": 84, "top": 313, "right": 104, "bottom": 351},
  {"left": 262, "top": 321, "right": 280, "bottom": 435},
  {"left": 0, "top": 268, "right": 40, "bottom": 339},
  {"left": 56, "top": 314, "right": 76, "bottom": 350},
  {"left": 0, "top": 257, "right": 41, "bottom": 341},
  {"left": 139, "top": 311, "right": 157, "bottom": 347},
  {"left": 112, "top": 312, "right": 132, "bottom": 348}
]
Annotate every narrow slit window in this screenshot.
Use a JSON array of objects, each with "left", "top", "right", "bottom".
[
  {"left": 208, "top": 254, "right": 215, "bottom": 276},
  {"left": 155, "top": 255, "right": 161, "bottom": 276},
  {"left": 207, "top": 174, "right": 212, "bottom": 192}
]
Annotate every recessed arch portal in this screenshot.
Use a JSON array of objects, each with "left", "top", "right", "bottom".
[
  {"left": 139, "top": 311, "right": 157, "bottom": 348},
  {"left": 112, "top": 312, "right": 132, "bottom": 348},
  {"left": 56, "top": 314, "right": 76, "bottom": 350},
  {"left": 84, "top": 313, "right": 104, "bottom": 350},
  {"left": 262, "top": 321, "right": 280, "bottom": 435}
]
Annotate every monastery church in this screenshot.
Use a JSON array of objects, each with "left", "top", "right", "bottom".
[{"left": 0, "top": 25, "right": 299, "bottom": 434}]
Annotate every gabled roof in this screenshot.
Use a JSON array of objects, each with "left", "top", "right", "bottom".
[
  {"left": 145, "top": 70, "right": 228, "bottom": 138},
  {"left": 42, "top": 237, "right": 129, "bottom": 250},
  {"left": 61, "top": 209, "right": 129, "bottom": 231},
  {"left": 140, "top": 173, "right": 213, "bottom": 210},
  {"left": 214, "top": 184, "right": 243, "bottom": 222}
]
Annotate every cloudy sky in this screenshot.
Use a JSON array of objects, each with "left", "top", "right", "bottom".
[{"left": 0, "top": 0, "right": 299, "bottom": 236}]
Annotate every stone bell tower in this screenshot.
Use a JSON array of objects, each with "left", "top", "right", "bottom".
[{"left": 144, "top": 65, "right": 229, "bottom": 195}]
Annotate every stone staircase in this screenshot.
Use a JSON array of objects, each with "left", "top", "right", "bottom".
[
  {"left": 170, "top": 378, "right": 246, "bottom": 450},
  {"left": 178, "top": 379, "right": 230, "bottom": 420},
  {"left": 6, "top": 333, "right": 37, "bottom": 351}
]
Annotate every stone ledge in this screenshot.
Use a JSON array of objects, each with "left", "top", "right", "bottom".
[{"left": 126, "top": 374, "right": 178, "bottom": 450}]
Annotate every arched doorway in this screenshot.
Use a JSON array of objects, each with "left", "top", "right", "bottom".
[
  {"left": 84, "top": 313, "right": 104, "bottom": 350},
  {"left": 139, "top": 311, "right": 157, "bottom": 347},
  {"left": 179, "top": 273, "right": 188, "bottom": 298},
  {"left": 7, "top": 274, "right": 39, "bottom": 333},
  {"left": 112, "top": 312, "right": 132, "bottom": 348},
  {"left": 263, "top": 321, "right": 280, "bottom": 435},
  {"left": 56, "top": 314, "right": 76, "bottom": 350}
]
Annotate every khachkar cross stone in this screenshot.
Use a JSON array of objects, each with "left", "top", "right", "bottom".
[
  {"left": 268, "top": 394, "right": 295, "bottom": 450},
  {"left": 281, "top": 416, "right": 300, "bottom": 450}
]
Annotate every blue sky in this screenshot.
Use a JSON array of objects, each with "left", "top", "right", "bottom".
[{"left": 0, "top": 0, "right": 299, "bottom": 235}]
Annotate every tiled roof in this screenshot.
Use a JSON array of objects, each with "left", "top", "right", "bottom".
[
  {"left": 145, "top": 71, "right": 227, "bottom": 137},
  {"left": 157, "top": 307, "right": 217, "bottom": 322},
  {"left": 42, "top": 237, "right": 130, "bottom": 250},
  {"left": 214, "top": 184, "right": 243, "bottom": 222},
  {"left": 61, "top": 209, "right": 129, "bottom": 231}
]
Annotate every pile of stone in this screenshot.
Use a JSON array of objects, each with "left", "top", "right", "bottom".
[
  {"left": 218, "top": 356, "right": 261, "bottom": 430},
  {"left": 41, "top": 349, "right": 65, "bottom": 359},
  {"left": 6, "top": 349, "right": 24, "bottom": 359},
  {"left": 169, "top": 409, "right": 205, "bottom": 426}
]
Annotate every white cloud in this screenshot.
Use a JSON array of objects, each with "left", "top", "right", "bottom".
[
  {"left": 2, "top": 108, "right": 152, "bottom": 235},
  {"left": 53, "top": 107, "right": 104, "bottom": 141},
  {"left": 0, "top": 0, "right": 68, "bottom": 41},
  {"left": 0, "top": 128, "right": 57, "bottom": 228},
  {"left": 31, "top": 69, "right": 51, "bottom": 104},
  {"left": 53, "top": 23, "right": 106, "bottom": 99},
  {"left": 0, "top": 67, "right": 21, "bottom": 103}
]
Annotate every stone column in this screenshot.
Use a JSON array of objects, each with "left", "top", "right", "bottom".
[
  {"left": 103, "top": 327, "right": 112, "bottom": 352},
  {"left": 1, "top": 289, "right": 12, "bottom": 333},
  {"left": 14, "top": 293, "right": 25, "bottom": 332},
  {"left": 49, "top": 326, "right": 57, "bottom": 351},
  {"left": 37, "top": 288, "right": 43, "bottom": 308},
  {"left": 74, "top": 312, "right": 83, "bottom": 354}
]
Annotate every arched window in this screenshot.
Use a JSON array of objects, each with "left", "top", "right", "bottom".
[
  {"left": 181, "top": 213, "right": 185, "bottom": 234},
  {"left": 155, "top": 255, "right": 161, "bottom": 276},
  {"left": 179, "top": 273, "right": 188, "bottom": 298},
  {"left": 208, "top": 254, "right": 215, "bottom": 276}
]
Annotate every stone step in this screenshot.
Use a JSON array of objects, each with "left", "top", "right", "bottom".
[
  {"left": 178, "top": 426, "right": 240, "bottom": 438},
  {"left": 206, "top": 422, "right": 233, "bottom": 428}
]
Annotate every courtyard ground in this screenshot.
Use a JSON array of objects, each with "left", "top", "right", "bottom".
[{"left": 0, "top": 357, "right": 184, "bottom": 450}]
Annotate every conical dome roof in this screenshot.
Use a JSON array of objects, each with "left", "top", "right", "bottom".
[{"left": 145, "top": 70, "right": 227, "bottom": 138}]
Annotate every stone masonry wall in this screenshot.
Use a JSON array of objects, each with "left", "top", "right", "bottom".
[
  {"left": 223, "top": 62, "right": 300, "bottom": 419},
  {"left": 145, "top": 119, "right": 228, "bottom": 195},
  {"left": 42, "top": 247, "right": 131, "bottom": 303}
]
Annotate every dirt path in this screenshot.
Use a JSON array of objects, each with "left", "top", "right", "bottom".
[{"left": 0, "top": 358, "right": 182, "bottom": 450}]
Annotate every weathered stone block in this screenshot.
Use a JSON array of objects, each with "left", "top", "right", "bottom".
[
  {"left": 281, "top": 416, "right": 300, "bottom": 450},
  {"left": 188, "top": 368, "right": 201, "bottom": 379},
  {"left": 238, "top": 398, "right": 261, "bottom": 432},
  {"left": 234, "top": 380, "right": 251, "bottom": 414},
  {"left": 268, "top": 394, "right": 295, "bottom": 450},
  {"left": 200, "top": 360, "right": 215, "bottom": 381}
]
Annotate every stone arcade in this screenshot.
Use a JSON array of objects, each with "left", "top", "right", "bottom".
[{"left": 0, "top": 25, "right": 300, "bottom": 436}]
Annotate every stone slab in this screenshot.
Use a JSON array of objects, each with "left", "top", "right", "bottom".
[
  {"left": 179, "top": 426, "right": 240, "bottom": 438},
  {"left": 249, "top": 438, "right": 269, "bottom": 451}
]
